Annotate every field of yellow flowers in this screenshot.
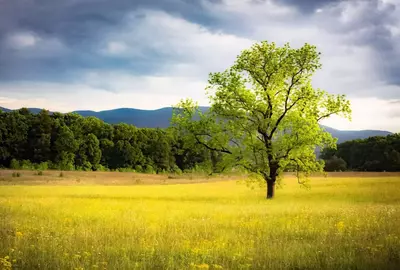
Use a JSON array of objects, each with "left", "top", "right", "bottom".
[{"left": 0, "top": 172, "right": 399, "bottom": 269}]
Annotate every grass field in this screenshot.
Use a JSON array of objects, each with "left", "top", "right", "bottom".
[{"left": 0, "top": 171, "right": 399, "bottom": 269}]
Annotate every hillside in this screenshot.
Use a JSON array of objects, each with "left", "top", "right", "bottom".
[{"left": 0, "top": 106, "right": 392, "bottom": 143}]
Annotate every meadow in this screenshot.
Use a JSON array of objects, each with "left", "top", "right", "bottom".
[{"left": 0, "top": 171, "right": 399, "bottom": 270}]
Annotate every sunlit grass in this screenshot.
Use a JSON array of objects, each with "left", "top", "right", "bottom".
[{"left": 1, "top": 174, "right": 399, "bottom": 269}]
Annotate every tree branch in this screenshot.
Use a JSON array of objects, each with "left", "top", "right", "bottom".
[
  {"left": 269, "top": 96, "right": 304, "bottom": 138},
  {"left": 194, "top": 135, "right": 232, "bottom": 154},
  {"left": 317, "top": 111, "right": 341, "bottom": 122}
]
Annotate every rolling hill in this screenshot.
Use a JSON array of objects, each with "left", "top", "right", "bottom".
[{"left": 0, "top": 106, "right": 392, "bottom": 143}]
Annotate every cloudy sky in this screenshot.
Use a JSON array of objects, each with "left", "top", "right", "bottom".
[{"left": 0, "top": 0, "right": 399, "bottom": 132}]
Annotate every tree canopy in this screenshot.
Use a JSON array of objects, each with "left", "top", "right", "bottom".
[
  {"left": 321, "top": 134, "right": 400, "bottom": 172},
  {"left": 0, "top": 109, "right": 217, "bottom": 174},
  {"left": 172, "top": 41, "right": 351, "bottom": 198}
]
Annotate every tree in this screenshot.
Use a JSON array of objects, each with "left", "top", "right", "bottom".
[
  {"left": 140, "top": 129, "right": 173, "bottom": 173},
  {"left": 28, "top": 110, "right": 52, "bottom": 163},
  {"left": 324, "top": 156, "right": 347, "bottom": 172},
  {"left": 321, "top": 134, "right": 400, "bottom": 172},
  {"left": 2, "top": 110, "right": 31, "bottom": 163},
  {"left": 76, "top": 133, "right": 102, "bottom": 170},
  {"left": 53, "top": 125, "right": 78, "bottom": 170},
  {"left": 172, "top": 41, "right": 351, "bottom": 199}
]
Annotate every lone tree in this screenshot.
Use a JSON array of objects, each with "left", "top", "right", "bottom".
[{"left": 172, "top": 41, "right": 351, "bottom": 199}]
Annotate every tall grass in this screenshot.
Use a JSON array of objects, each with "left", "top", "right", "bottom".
[{"left": 0, "top": 176, "right": 399, "bottom": 269}]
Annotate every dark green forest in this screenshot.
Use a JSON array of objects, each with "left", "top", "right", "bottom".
[
  {"left": 1, "top": 108, "right": 399, "bottom": 173},
  {"left": 0, "top": 109, "right": 217, "bottom": 173},
  {"left": 321, "top": 134, "right": 400, "bottom": 172}
]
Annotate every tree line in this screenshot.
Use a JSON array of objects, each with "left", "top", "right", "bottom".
[
  {"left": 0, "top": 108, "right": 219, "bottom": 173},
  {"left": 321, "top": 134, "right": 400, "bottom": 172}
]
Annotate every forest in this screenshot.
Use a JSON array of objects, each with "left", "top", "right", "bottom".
[
  {"left": 321, "top": 134, "right": 400, "bottom": 172},
  {"left": 1, "top": 108, "right": 399, "bottom": 173},
  {"left": 0, "top": 108, "right": 216, "bottom": 173}
]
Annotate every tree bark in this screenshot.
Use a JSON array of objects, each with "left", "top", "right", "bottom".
[
  {"left": 266, "top": 161, "right": 278, "bottom": 199},
  {"left": 266, "top": 180, "right": 275, "bottom": 199}
]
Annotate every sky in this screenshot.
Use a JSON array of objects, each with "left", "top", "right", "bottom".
[{"left": 0, "top": 0, "right": 399, "bottom": 132}]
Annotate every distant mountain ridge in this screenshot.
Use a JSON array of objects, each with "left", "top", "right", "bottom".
[{"left": 0, "top": 106, "right": 392, "bottom": 143}]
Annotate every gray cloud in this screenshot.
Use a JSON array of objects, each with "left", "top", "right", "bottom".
[
  {"left": 0, "top": 0, "right": 399, "bottom": 131},
  {"left": 0, "top": 0, "right": 400, "bottom": 100},
  {"left": 0, "top": 0, "right": 218, "bottom": 40},
  {"left": 0, "top": 0, "right": 219, "bottom": 82},
  {"left": 270, "top": 0, "right": 341, "bottom": 13},
  {"left": 317, "top": 0, "right": 400, "bottom": 86}
]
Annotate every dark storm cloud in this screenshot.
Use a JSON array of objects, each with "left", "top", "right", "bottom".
[
  {"left": 0, "top": 0, "right": 218, "bottom": 41},
  {"left": 1, "top": 0, "right": 400, "bottom": 94},
  {"left": 0, "top": 0, "right": 219, "bottom": 82}
]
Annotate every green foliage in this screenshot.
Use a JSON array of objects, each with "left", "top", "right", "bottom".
[
  {"left": 144, "top": 165, "right": 155, "bottom": 174},
  {"left": 36, "top": 162, "right": 49, "bottom": 171},
  {"left": 82, "top": 161, "right": 93, "bottom": 171},
  {"left": 94, "top": 164, "right": 109, "bottom": 172},
  {"left": 321, "top": 133, "right": 400, "bottom": 171},
  {"left": 56, "top": 152, "right": 75, "bottom": 171},
  {"left": 117, "top": 168, "right": 136, "bottom": 173},
  {"left": 0, "top": 108, "right": 217, "bottom": 174},
  {"left": 134, "top": 165, "right": 143, "bottom": 173},
  {"left": 10, "top": 159, "right": 20, "bottom": 170},
  {"left": 170, "top": 165, "right": 183, "bottom": 175},
  {"left": 20, "top": 160, "right": 34, "bottom": 170},
  {"left": 172, "top": 41, "right": 351, "bottom": 198},
  {"left": 324, "top": 156, "right": 347, "bottom": 172},
  {"left": 29, "top": 110, "right": 52, "bottom": 163}
]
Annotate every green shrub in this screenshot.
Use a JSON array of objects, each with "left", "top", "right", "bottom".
[
  {"left": 36, "top": 162, "right": 49, "bottom": 171},
  {"left": 144, "top": 165, "right": 155, "bottom": 174},
  {"left": 82, "top": 161, "right": 93, "bottom": 171},
  {"left": 20, "top": 160, "right": 34, "bottom": 170},
  {"left": 157, "top": 169, "right": 168, "bottom": 175},
  {"left": 170, "top": 165, "right": 182, "bottom": 175},
  {"left": 134, "top": 165, "right": 143, "bottom": 173},
  {"left": 56, "top": 160, "right": 75, "bottom": 171},
  {"left": 95, "top": 164, "right": 109, "bottom": 172},
  {"left": 10, "top": 159, "right": 20, "bottom": 170}
]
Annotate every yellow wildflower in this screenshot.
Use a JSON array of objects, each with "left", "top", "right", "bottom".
[{"left": 336, "top": 221, "right": 345, "bottom": 232}]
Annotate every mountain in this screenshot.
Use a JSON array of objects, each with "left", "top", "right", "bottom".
[
  {"left": 0, "top": 107, "right": 44, "bottom": 114},
  {"left": 0, "top": 106, "right": 393, "bottom": 143},
  {"left": 0, "top": 107, "right": 11, "bottom": 112},
  {"left": 73, "top": 107, "right": 176, "bottom": 128},
  {"left": 73, "top": 106, "right": 210, "bottom": 127},
  {"left": 320, "top": 126, "right": 392, "bottom": 143}
]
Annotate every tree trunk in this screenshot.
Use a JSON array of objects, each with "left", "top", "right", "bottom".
[
  {"left": 266, "top": 161, "right": 278, "bottom": 199},
  {"left": 266, "top": 180, "right": 275, "bottom": 199}
]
